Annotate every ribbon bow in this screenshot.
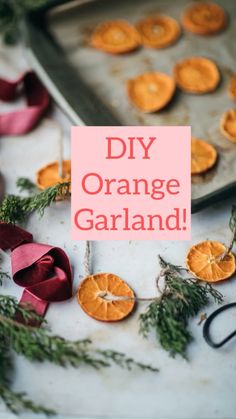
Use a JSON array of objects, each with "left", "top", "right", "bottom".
[
  {"left": 0, "top": 71, "right": 50, "bottom": 136},
  {"left": 0, "top": 223, "right": 72, "bottom": 322}
]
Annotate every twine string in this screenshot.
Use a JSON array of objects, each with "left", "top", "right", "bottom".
[
  {"left": 58, "top": 124, "right": 64, "bottom": 178},
  {"left": 84, "top": 240, "right": 91, "bottom": 277},
  {"left": 98, "top": 291, "right": 159, "bottom": 302},
  {"left": 83, "top": 244, "right": 164, "bottom": 302}
]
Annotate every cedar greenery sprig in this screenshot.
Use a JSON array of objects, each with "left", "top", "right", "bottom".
[
  {"left": 0, "top": 0, "right": 53, "bottom": 44},
  {"left": 0, "top": 340, "right": 54, "bottom": 415},
  {"left": 95, "top": 349, "right": 158, "bottom": 372},
  {"left": 0, "top": 294, "right": 158, "bottom": 414},
  {"left": 139, "top": 256, "right": 223, "bottom": 359},
  {"left": 16, "top": 177, "right": 38, "bottom": 194},
  {"left": 0, "top": 299, "right": 158, "bottom": 369},
  {"left": 0, "top": 257, "right": 11, "bottom": 286},
  {"left": 0, "top": 182, "right": 71, "bottom": 224},
  {"left": 0, "top": 270, "right": 10, "bottom": 286}
]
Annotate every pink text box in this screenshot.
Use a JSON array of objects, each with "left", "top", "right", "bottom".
[{"left": 71, "top": 126, "right": 191, "bottom": 240}]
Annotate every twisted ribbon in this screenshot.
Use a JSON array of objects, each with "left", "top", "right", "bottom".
[
  {"left": 0, "top": 223, "right": 72, "bottom": 322},
  {"left": 0, "top": 71, "right": 50, "bottom": 136}
]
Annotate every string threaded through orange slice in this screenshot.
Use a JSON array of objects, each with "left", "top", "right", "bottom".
[
  {"left": 220, "top": 109, "right": 236, "bottom": 142},
  {"left": 186, "top": 241, "right": 236, "bottom": 282},
  {"left": 127, "top": 72, "right": 175, "bottom": 113},
  {"left": 136, "top": 15, "right": 181, "bottom": 49},
  {"left": 174, "top": 57, "right": 220, "bottom": 94},
  {"left": 36, "top": 160, "right": 71, "bottom": 190},
  {"left": 182, "top": 2, "right": 227, "bottom": 36},
  {"left": 77, "top": 273, "right": 135, "bottom": 322},
  {"left": 191, "top": 137, "right": 217, "bottom": 175},
  {"left": 90, "top": 20, "right": 140, "bottom": 54},
  {"left": 228, "top": 76, "right": 236, "bottom": 101}
]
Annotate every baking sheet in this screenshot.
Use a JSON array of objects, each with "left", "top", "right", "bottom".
[{"left": 47, "top": 0, "right": 236, "bottom": 201}]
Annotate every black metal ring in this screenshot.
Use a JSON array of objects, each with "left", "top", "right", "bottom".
[{"left": 203, "top": 302, "right": 236, "bottom": 348}]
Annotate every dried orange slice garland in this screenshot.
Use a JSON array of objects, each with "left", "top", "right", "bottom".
[
  {"left": 182, "top": 2, "right": 227, "bottom": 36},
  {"left": 174, "top": 57, "right": 220, "bottom": 94},
  {"left": 228, "top": 76, "right": 236, "bottom": 101},
  {"left": 36, "top": 160, "right": 71, "bottom": 190},
  {"left": 136, "top": 15, "right": 181, "bottom": 49},
  {"left": 77, "top": 273, "right": 135, "bottom": 322},
  {"left": 220, "top": 109, "right": 236, "bottom": 142},
  {"left": 90, "top": 20, "right": 140, "bottom": 54},
  {"left": 127, "top": 72, "right": 176, "bottom": 113},
  {"left": 191, "top": 137, "right": 217, "bottom": 175},
  {"left": 186, "top": 241, "right": 236, "bottom": 282}
]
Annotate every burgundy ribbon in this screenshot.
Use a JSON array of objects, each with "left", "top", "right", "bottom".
[
  {"left": 0, "top": 223, "right": 72, "bottom": 322},
  {"left": 0, "top": 71, "right": 50, "bottom": 136}
]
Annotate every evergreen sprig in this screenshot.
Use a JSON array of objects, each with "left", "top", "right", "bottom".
[
  {"left": 0, "top": 270, "right": 10, "bottom": 286},
  {"left": 0, "top": 384, "right": 55, "bottom": 415},
  {"left": 0, "top": 182, "right": 71, "bottom": 224},
  {"left": 0, "top": 257, "right": 11, "bottom": 286},
  {"left": 0, "top": 295, "right": 158, "bottom": 414},
  {"left": 0, "top": 327, "right": 54, "bottom": 415},
  {"left": 139, "top": 256, "right": 223, "bottom": 358},
  {"left": 16, "top": 177, "right": 37, "bottom": 194},
  {"left": 0, "top": 0, "right": 53, "bottom": 43},
  {"left": 96, "top": 349, "right": 158, "bottom": 372}
]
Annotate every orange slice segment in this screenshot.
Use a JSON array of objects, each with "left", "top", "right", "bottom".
[
  {"left": 186, "top": 241, "right": 236, "bottom": 282},
  {"left": 136, "top": 15, "right": 181, "bottom": 49},
  {"left": 182, "top": 2, "right": 227, "bottom": 35},
  {"left": 90, "top": 20, "right": 140, "bottom": 54},
  {"left": 220, "top": 109, "right": 236, "bottom": 142},
  {"left": 127, "top": 72, "right": 175, "bottom": 113},
  {"left": 174, "top": 57, "right": 220, "bottom": 94},
  {"left": 77, "top": 273, "right": 135, "bottom": 322},
  {"left": 191, "top": 137, "right": 217, "bottom": 175},
  {"left": 228, "top": 76, "right": 236, "bottom": 101},
  {"left": 36, "top": 160, "right": 71, "bottom": 190}
]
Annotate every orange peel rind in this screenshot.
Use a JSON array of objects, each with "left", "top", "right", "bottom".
[
  {"left": 186, "top": 241, "right": 236, "bottom": 282},
  {"left": 228, "top": 76, "right": 236, "bottom": 101},
  {"left": 136, "top": 15, "right": 181, "bottom": 49},
  {"left": 220, "top": 109, "right": 236, "bottom": 142},
  {"left": 191, "top": 137, "right": 217, "bottom": 175},
  {"left": 36, "top": 160, "right": 71, "bottom": 191},
  {"left": 127, "top": 71, "right": 176, "bottom": 112},
  {"left": 77, "top": 273, "right": 135, "bottom": 322},
  {"left": 90, "top": 20, "right": 140, "bottom": 54},
  {"left": 182, "top": 2, "right": 227, "bottom": 36},
  {"left": 174, "top": 57, "right": 220, "bottom": 94}
]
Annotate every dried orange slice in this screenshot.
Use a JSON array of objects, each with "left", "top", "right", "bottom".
[
  {"left": 77, "top": 273, "right": 135, "bottom": 322},
  {"left": 127, "top": 72, "right": 175, "bottom": 113},
  {"left": 174, "top": 57, "right": 220, "bottom": 94},
  {"left": 90, "top": 20, "right": 140, "bottom": 54},
  {"left": 182, "top": 2, "right": 227, "bottom": 35},
  {"left": 220, "top": 109, "right": 236, "bottom": 142},
  {"left": 36, "top": 160, "right": 71, "bottom": 190},
  {"left": 136, "top": 15, "right": 181, "bottom": 49},
  {"left": 228, "top": 76, "right": 236, "bottom": 101},
  {"left": 186, "top": 241, "right": 236, "bottom": 282},
  {"left": 191, "top": 137, "right": 217, "bottom": 175}
]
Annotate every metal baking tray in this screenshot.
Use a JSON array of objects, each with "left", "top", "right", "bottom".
[{"left": 24, "top": 0, "right": 236, "bottom": 213}]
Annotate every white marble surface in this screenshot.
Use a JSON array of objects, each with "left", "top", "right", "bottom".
[{"left": 1, "top": 41, "right": 236, "bottom": 419}]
